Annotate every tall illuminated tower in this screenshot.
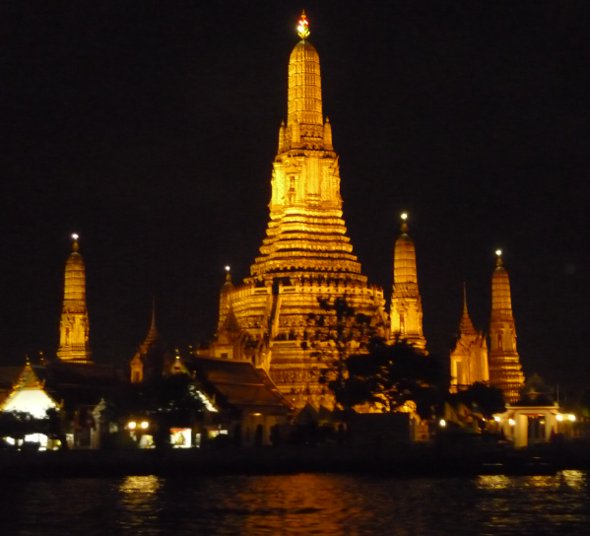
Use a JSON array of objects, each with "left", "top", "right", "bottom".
[
  {"left": 389, "top": 213, "right": 427, "bottom": 351},
  {"left": 57, "top": 234, "right": 92, "bottom": 363},
  {"left": 450, "top": 285, "right": 489, "bottom": 390},
  {"left": 211, "top": 13, "right": 386, "bottom": 408},
  {"left": 488, "top": 250, "right": 525, "bottom": 402}
]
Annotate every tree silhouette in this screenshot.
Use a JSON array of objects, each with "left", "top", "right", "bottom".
[
  {"left": 453, "top": 382, "right": 505, "bottom": 418},
  {"left": 327, "top": 339, "right": 445, "bottom": 419}
]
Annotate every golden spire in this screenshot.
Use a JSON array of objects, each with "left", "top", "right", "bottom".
[
  {"left": 390, "top": 212, "right": 426, "bottom": 351},
  {"left": 297, "top": 11, "right": 310, "bottom": 40},
  {"left": 250, "top": 12, "right": 361, "bottom": 280},
  {"left": 57, "top": 233, "right": 92, "bottom": 363},
  {"left": 459, "top": 283, "right": 477, "bottom": 335},
  {"left": 491, "top": 249, "right": 512, "bottom": 312},
  {"left": 210, "top": 13, "right": 387, "bottom": 409},
  {"left": 287, "top": 12, "right": 323, "bottom": 135},
  {"left": 488, "top": 249, "right": 525, "bottom": 402},
  {"left": 393, "top": 212, "right": 417, "bottom": 285},
  {"left": 141, "top": 297, "right": 160, "bottom": 351}
]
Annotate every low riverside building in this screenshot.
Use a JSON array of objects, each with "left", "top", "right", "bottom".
[
  {"left": 0, "top": 359, "right": 60, "bottom": 450},
  {"left": 191, "top": 356, "right": 293, "bottom": 446},
  {"left": 495, "top": 404, "right": 577, "bottom": 448}
]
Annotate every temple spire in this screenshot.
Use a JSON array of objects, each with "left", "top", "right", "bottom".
[
  {"left": 390, "top": 213, "right": 427, "bottom": 351},
  {"left": 488, "top": 249, "right": 525, "bottom": 402},
  {"left": 459, "top": 282, "right": 476, "bottom": 335},
  {"left": 450, "top": 284, "right": 489, "bottom": 391},
  {"left": 57, "top": 234, "right": 92, "bottom": 363},
  {"left": 286, "top": 11, "right": 323, "bottom": 139},
  {"left": 209, "top": 13, "right": 387, "bottom": 408},
  {"left": 143, "top": 297, "right": 159, "bottom": 349}
]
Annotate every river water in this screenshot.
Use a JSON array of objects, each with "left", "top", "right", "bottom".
[{"left": 5, "top": 471, "right": 590, "bottom": 535}]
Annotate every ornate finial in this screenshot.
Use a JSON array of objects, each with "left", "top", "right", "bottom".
[
  {"left": 400, "top": 212, "right": 409, "bottom": 233},
  {"left": 297, "top": 10, "right": 310, "bottom": 40},
  {"left": 224, "top": 265, "right": 232, "bottom": 282},
  {"left": 462, "top": 281, "right": 468, "bottom": 310},
  {"left": 495, "top": 248, "right": 503, "bottom": 267},
  {"left": 71, "top": 233, "right": 80, "bottom": 252},
  {"left": 150, "top": 296, "right": 157, "bottom": 331}
]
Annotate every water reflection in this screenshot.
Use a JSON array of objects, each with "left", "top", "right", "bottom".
[
  {"left": 3, "top": 471, "right": 590, "bottom": 535},
  {"left": 119, "top": 475, "right": 161, "bottom": 494},
  {"left": 118, "top": 475, "right": 162, "bottom": 534},
  {"left": 561, "top": 469, "right": 586, "bottom": 491},
  {"left": 474, "top": 471, "right": 590, "bottom": 534},
  {"left": 218, "top": 474, "right": 372, "bottom": 535},
  {"left": 477, "top": 474, "right": 512, "bottom": 489}
]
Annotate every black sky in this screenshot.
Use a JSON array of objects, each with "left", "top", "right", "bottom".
[{"left": 1, "top": 1, "right": 588, "bottom": 397}]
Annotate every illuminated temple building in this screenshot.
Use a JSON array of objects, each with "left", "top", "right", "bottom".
[
  {"left": 488, "top": 250, "right": 525, "bottom": 403},
  {"left": 449, "top": 286, "right": 489, "bottom": 391},
  {"left": 129, "top": 304, "right": 175, "bottom": 384},
  {"left": 57, "top": 234, "right": 92, "bottom": 364},
  {"left": 209, "top": 13, "right": 387, "bottom": 408}
]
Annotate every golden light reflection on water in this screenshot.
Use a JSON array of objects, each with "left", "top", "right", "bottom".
[
  {"left": 215, "top": 474, "right": 373, "bottom": 535},
  {"left": 561, "top": 469, "right": 586, "bottom": 490},
  {"left": 478, "top": 470, "right": 588, "bottom": 492},
  {"left": 477, "top": 474, "right": 512, "bottom": 489},
  {"left": 119, "top": 475, "right": 161, "bottom": 495},
  {"left": 118, "top": 475, "right": 162, "bottom": 531}
]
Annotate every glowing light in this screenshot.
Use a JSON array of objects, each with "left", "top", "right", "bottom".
[
  {"left": 439, "top": 418, "right": 447, "bottom": 428},
  {"left": 297, "top": 11, "right": 310, "bottom": 39},
  {"left": 495, "top": 249, "right": 502, "bottom": 257},
  {"left": 170, "top": 428, "right": 192, "bottom": 448},
  {"left": 225, "top": 265, "right": 231, "bottom": 272},
  {"left": 71, "top": 233, "right": 79, "bottom": 241},
  {"left": 493, "top": 416, "right": 502, "bottom": 423},
  {"left": 400, "top": 212, "right": 408, "bottom": 221},
  {"left": 140, "top": 421, "right": 149, "bottom": 430},
  {"left": 508, "top": 418, "right": 515, "bottom": 426},
  {"left": 556, "top": 414, "right": 564, "bottom": 422},
  {"left": 1, "top": 389, "right": 57, "bottom": 419},
  {"left": 568, "top": 414, "right": 576, "bottom": 422},
  {"left": 252, "top": 412, "right": 262, "bottom": 417},
  {"left": 196, "top": 390, "right": 218, "bottom": 412},
  {"left": 127, "top": 421, "right": 137, "bottom": 430}
]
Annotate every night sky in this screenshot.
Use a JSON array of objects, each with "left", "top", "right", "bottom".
[{"left": 2, "top": 1, "right": 588, "bottom": 398}]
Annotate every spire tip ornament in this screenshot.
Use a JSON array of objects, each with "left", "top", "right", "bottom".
[
  {"left": 297, "top": 11, "right": 310, "bottom": 40},
  {"left": 400, "top": 212, "right": 409, "bottom": 233},
  {"left": 71, "top": 233, "right": 80, "bottom": 252},
  {"left": 495, "top": 249, "right": 503, "bottom": 267}
]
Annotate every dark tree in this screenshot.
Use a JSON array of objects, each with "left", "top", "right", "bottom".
[
  {"left": 103, "top": 374, "right": 206, "bottom": 449},
  {"left": 327, "top": 339, "right": 445, "bottom": 419},
  {"left": 453, "top": 382, "right": 505, "bottom": 418},
  {"left": 305, "top": 296, "right": 384, "bottom": 398},
  {"left": 516, "top": 373, "right": 554, "bottom": 406}
]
